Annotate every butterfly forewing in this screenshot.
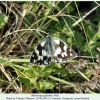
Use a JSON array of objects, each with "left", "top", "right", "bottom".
[
  {"left": 30, "top": 35, "right": 77, "bottom": 66},
  {"left": 30, "top": 38, "right": 52, "bottom": 65}
]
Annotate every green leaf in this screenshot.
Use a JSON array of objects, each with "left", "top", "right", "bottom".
[
  {"left": 24, "top": 67, "right": 39, "bottom": 80},
  {"left": 35, "top": 80, "right": 55, "bottom": 90},
  {"left": 40, "top": 1, "right": 53, "bottom": 8},
  {"left": 54, "top": 67, "right": 68, "bottom": 76},
  {"left": 55, "top": 23, "right": 63, "bottom": 31},
  {"left": 40, "top": 67, "right": 54, "bottom": 76},
  {"left": 92, "top": 25, "right": 100, "bottom": 41},
  {"left": 0, "top": 14, "right": 8, "bottom": 28},
  {"left": 86, "top": 24, "right": 95, "bottom": 40},
  {"left": 74, "top": 31, "right": 84, "bottom": 51},
  {"left": 19, "top": 77, "right": 31, "bottom": 87},
  {"left": 47, "top": 16, "right": 59, "bottom": 22}
]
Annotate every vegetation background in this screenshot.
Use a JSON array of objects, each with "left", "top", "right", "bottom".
[{"left": 0, "top": 1, "right": 100, "bottom": 93}]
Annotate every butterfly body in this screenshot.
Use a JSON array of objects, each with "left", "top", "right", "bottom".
[
  {"left": 30, "top": 35, "right": 77, "bottom": 66},
  {"left": 43, "top": 35, "right": 54, "bottom": 56}
]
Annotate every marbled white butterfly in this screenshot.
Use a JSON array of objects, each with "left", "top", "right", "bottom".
[{"left": 30, "top": 35, "right": 77, "bottom": 66}]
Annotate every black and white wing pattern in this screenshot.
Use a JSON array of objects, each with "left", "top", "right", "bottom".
[{"left": 30, "top": 35, "right": 77, "bottom": 66}]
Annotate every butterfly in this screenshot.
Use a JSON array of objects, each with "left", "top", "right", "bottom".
[{"left": 30, "top": 34, "right": 77, "bottom": 66}]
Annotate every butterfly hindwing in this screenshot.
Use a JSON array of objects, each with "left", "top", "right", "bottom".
[{"left": 52, "top": 37, "right": 77, "bottom": 63}]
